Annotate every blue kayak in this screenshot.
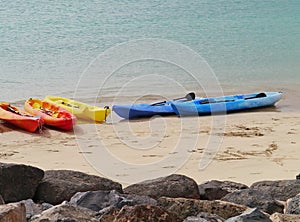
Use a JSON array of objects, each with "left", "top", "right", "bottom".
[
  {"left": 171, "top": 92, "right": 282, "bottom": 116},
  {"left": 113, "top": 93, "right": 195, "bottom": 119}
]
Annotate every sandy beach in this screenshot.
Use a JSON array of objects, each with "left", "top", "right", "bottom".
[{"left": 0, "top": 103, "right": 299, "bottom": 187}]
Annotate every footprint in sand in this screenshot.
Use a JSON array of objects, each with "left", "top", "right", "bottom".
[{"left": 265, "top": 142, "right": 278, "bottom": 156}]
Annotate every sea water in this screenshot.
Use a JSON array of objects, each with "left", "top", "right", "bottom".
[{"left": 0, "top": 0, "right": 299, "bottom": 110}]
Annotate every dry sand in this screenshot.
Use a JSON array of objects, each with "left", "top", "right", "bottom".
[{"left": 0, "top": 109, "right": 299, "bottom": 187}]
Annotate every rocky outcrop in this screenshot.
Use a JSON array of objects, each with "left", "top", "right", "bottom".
[
  {"left": 124, "top": 174, "right": 200, "bottom": 199},
  {"left": 198, "top": 180, "right": 248, "bottom": 200},
  {"left": 0, "top": 163, "right": 44, "bottom": 202},
  {"left": 221, "top": 189, "right": 284, "bottom": 214},
  {"left": 250, "top": 180, "right": 300, "bottom": 201},
  {"left": 270, "top": 212, "right": 300, "bottom": 222},
  {"left": 225, "top": 208, "right": 271, "bottom": 222},
  {"left": 70, "top": 190, "right": 157, "bottom": 211},
  {"left": 0, "top": 202, "right": 26, "bottom": 222},
  {"left": 286, "top": 193, "right": 300, "bottom": 214},
  {"left": 158, "top": 197, "right": 248, "bottom": 220},
  {"left": 34, "top": 170, "right": 123, "bottom": 205},
  {"left": 30, "top": 202, "right": 99, "bottom": 222}
]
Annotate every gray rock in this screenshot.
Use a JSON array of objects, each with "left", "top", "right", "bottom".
[
  {"left": 34, "top": 170, "right": 122, "bottom": 205},
  {"left": 250, "top": 180, "right": 300, "bottom": 201},
  {"left": 70, "top": 190, "right": 157, "bottom": 212},
  {"left": 114, "top": 205, "right": 181, "bottom": 222},
  {"left": 0, "top": 163, "right": 44, "bottom": 202},
  {"left": 30, "top": 202, "right": 99, "bottom": 222},
  {"left": 20, "top": 199, "right": 43, "bottom": 220},
  {"left": 286, "top": 193, "right": 300, "bottom": 214},
  {"left": 184, "top": 212, "right": 225, "bottom": 222},
  {"left": 225, "top": 208, "right": 271, "bottom": 222},
  {"left": 41, "top": 202, "right": 53, "bottom": 211},
  {"left": 0, "top": 202, "right": 26, "bottom": 222},
  {"left": 124, "top": 174, "right": 200, "bottom": 200},
  {"left": 158, "top": 197, "right": 248, "bottom": 220},
  {"left": 221, "top": 189, "right": 284, "bottom": 214},
  {"left": 270, "top": 212, "right": 300, "bottom": 221},
  {"left": 198, "top": 180, "right": 248, "bottom": 200}
]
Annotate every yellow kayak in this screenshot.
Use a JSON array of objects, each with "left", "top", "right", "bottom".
[{"left": 44, "top": 96, "right": 110, "bottom": 122}]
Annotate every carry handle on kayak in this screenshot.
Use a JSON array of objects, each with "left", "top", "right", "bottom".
[{"left": 151, "top": 92, "right": 195, "bottom": 106}]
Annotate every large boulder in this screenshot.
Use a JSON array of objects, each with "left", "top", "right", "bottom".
[
  {"left": 0, "top": 163, "right": 44, "bottom": 202},
  {"left": 184, "top": 212, "right": 225, "bottom": 222},
  {"left": 286, "top": 193, "right": 300, "bottom": 214},
  {"left": 124, "top": 174, "right": 200, "bottom": 200},
  {"left": 0, "top": 202, "right": 26, "bottom": 222},
  {"left": 113, "top": 205, "right": 181, "bottom": 222},
  {"left": 158, "top": 197, "right": 248, "bottom": 220},
  {"left": 34, "top": 170, "right": 122, "bottom": 205},
  {"left": 221, "top": 189, "right": 284, "bottom": 214},
  {"left": 30, "top": 202, "right": 99, "bottom": 222},
  {"left": 250, "top": 180, "right": 300, "bottom": 201},
  {"left": 225, "top": 208, "right": 271, "bottom": 222},
  {"left": 198, "top": 180, "right": 248, "bottom": 200},
  {"left": 270, "top": 212, "right": 300, "bottom": 222},
  {"left": 70, "top": 190, "right": 157, "bottom": 211}
]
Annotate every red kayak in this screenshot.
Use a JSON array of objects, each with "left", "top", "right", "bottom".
[
  {"left": 0, "top": 102, "right": 44, "bottom": 132},
  {"left": 24, "top": 98, "right": 76, "bottom": 131}
]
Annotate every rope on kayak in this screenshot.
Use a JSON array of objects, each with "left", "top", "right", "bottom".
[
  {"left": 104, "top": 106, "right": 109, "bottom": 122},
  {"left": 38, "top": 117, "right": 43, "bottom": 134}
]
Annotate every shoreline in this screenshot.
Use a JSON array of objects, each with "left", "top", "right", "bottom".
[
  {"left": 0, "top": 109, "right": 299, "bottom": 187},
  {"left": 8, "top": 80, "right": 300, "bottom": 112}
]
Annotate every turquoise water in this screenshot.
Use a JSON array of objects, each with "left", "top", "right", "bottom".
[{"left": 1, "top": 0, "right": 299, "bottom": 108}]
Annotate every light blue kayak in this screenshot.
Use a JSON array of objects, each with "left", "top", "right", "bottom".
[
  {"left": 113, "top": 93, "right": 195, "bottom": 119},
  {"left": 171, "top": 92, "right": 282, "bottom": 116}
]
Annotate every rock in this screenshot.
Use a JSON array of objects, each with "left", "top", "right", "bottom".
[
  {"left": 198, "top": 180, "right": 248, "bottom": 200},
  {"left": 70, "top": 190, "right": 157, "bottom": 212},
  {"left": 98, "top": 206, "right": 119, "bottom": 222},
  {"left": 221, "top": 189, "right": 284, "bottom": 214},
  {"left": 250, "top": 180, "right": 300, "bottom": 201},
  {"left": 158, "top": 197, "right": 248, "bottom": 220},
  {"left": 270, "top": 212, "right": 300, "bottom": 221},
  {"left": 0, "top": 202, "right": 26, "bottom": 222},
  {"left": 184, "top": 212, "right": 225, "bottom": 222},
  {"left": 30, "top": 202, "right": 99, "bottom": 222},
  {"left": 20, "top": 199, "right": 43, "bottom": 220},
  {"left": 124, "top": 174, "right": 200, "bottom": 200},
  {"left": 34, "top": 170, "right": 122, "bottom": 205},
  {"left": 113, "top": 205, "right": 181, "bottom": 222},
  {"left": 286, "top": 193, "right": 300, "bottom": 214},
  {"left": 225, "top": 208, "right": 271, "bottom": 222},
  {"left": 0, "top": 196, "right": 4, "bottom": 205},
  {"left": 41, "top": 202, "right": 53, "bottom": 211},
  {"left": 297, "top": 174, "right": 300, "bottom": 180},
  {"left": 0, "top": 163, "right": 44, "bottom": 202}
]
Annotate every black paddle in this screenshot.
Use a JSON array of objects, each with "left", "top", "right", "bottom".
[{"left": 151, "top": 92, "right": 196, "bottom": 106}]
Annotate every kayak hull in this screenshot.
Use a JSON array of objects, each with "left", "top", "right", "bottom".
[
  {"left": 0, "top": 103, "right": 43, "bottom": 132},
  {"left": 24, "top": 98, "right": 76, "bottom": 131},
  {"left": 171, "top": 92, "right": 283, "bottom": 116},
  {"left": 44, "top": 96, "right": 110, "bottom": 122},
  {"left": 112, "top": 102, "right": 175, "bottom": 119}
]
